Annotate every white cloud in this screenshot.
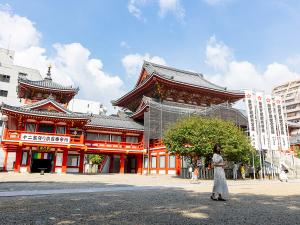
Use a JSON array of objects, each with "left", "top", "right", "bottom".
[
  {"left": 205, "top": 36, "right": 233, "bottom": 71},
  {"left": 128, "top": 0, "right": 148, "bottom": 21},
  {"left": 205, "top": 36, "right": 300, "bottom": 93},
  {"left": 127, "top": 0, "right": 184, "bottom": 21},
  {"left": 158, "top": 0, "right": 185, "bottom": 20},
  {"left": 122, "top": 53, "right": 166, "bottom": 77},
  {"left": 51, "top": 43, "right": 124, "bottom": 112},
  {"left": 0, "top": 8, "right": 124, "bottom": 113},
  {"left": 0, "top": 7, "right": 41, "bottom": 51}
]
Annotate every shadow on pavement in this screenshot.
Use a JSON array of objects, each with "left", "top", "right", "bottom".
[{"left": 0, "top": 184, "right": 299, "bottom": 225}]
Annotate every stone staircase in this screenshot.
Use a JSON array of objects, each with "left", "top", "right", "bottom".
[{"left": 265, "top": 151, "right": 300, "bottom": 179}]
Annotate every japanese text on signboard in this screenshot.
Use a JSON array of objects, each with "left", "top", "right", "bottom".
[{"left": 20, "top": 133, "right": 70, "bottom": 143}]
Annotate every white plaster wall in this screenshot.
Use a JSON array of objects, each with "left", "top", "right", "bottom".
[
  {"left": 167, "top": 170, "right": 176, "bottom": 175},
  {"left": 158, "top": 170, "right": 166, "bottom": 174},
  {"left": 67, "top": 168, "right": 79, "bottom": 173},
  {"left": 0, "top": 148, "right": 4, "bottom": 167}
]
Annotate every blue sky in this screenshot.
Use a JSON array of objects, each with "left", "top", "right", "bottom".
[{"left": 1, "top": 0, "right": 300, "bottom": 111}]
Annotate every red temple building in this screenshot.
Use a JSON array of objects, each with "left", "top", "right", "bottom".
[{"left": 1, "top": 62, "right": 246, "bottom": 175}]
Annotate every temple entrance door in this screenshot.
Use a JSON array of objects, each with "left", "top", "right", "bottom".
[
  {"left": 30, "top": 152, "right": 54, "bottom": 173},
  {"left": 7, "top": 152, "right": 16, "bottom": 171},
  {"left": 125, "top": 155, "right": 136, "bottom": 173}
]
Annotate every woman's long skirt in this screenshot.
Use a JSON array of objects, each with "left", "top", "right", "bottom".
[{"left": 212, "top": 167, "right": 229, "bottom": 198}]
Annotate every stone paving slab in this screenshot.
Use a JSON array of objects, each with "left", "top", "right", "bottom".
[{"left": 0, "top": 186, "right": 299, "bottom": 225}]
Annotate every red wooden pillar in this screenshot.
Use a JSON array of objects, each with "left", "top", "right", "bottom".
[
  {"left": 109, "top": 155, "right": 114, "bottom": 173},
  {"left": 165, "top": 153, "right": 169, "bottom": 175},
  {"left": 136, "top": 154, "right": 142, "bottom": 174},
  {"left": 79, "top": 151, "right": 84, "bottom": 173},
  {"left": 27, "top": 150, "right": 32, "bottom": 172},
  {"left": 120, "top": 154, "right": 125, "bottom": 174},
  {"left": 156, "top": 154, "right": 159, "bottom": 174},
  {"left": 52, "top": 151, "right": 57, "bottom": 173},
  {"left": 3, "top": 149, "right": 8, "bottom": 172},
  {"left": 61, "top": 149, "right": 68, "bottom": 173},
  {"left": 175, "top": 155, "right": 181, "bottom": 176},
  {"left": 14, "top": 147, "right": 22, "bottom": 172}
]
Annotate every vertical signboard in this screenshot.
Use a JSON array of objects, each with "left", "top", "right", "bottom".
[
  {"left": 245, "top": 90, "right": 259, "bottom": 150},
  {"left": 265, "top": 95, "right": 279, "bottom": 150},
  {"left": 274, "top": 96, "right": 289, "bottom": 150},
  {"left": 256, "top": 92, "right": 268, "bottom": 149}
]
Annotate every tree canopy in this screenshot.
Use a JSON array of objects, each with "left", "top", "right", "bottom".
[
  {"left": 88, "top": 154, "right": 104, "bottom": 165},
  {"left": 163, "top": 116, "right": 254, "bottom": 163}
]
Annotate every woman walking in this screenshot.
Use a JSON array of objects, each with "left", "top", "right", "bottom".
[{"left": 211, "top": 144, "right": 229, "bottom": 201}]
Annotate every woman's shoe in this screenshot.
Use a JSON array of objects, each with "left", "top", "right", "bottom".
[
  {"left": 210, "top": 195, "right": 218, "bottom": 201},
  {"left": 218, "top": 197, "right": 226, "bottom": 201}
]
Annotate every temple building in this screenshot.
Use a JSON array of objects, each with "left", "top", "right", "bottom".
[{"left": 1, "top": 62, "right": 247, "bottom": 175}]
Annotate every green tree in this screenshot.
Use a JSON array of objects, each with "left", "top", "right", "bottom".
[
  {"left": 163, "top": 116, "right": 254, "bottom": 163},
  {"left": 294, "top": 146, "right": 300, "bottom": 158},
  {"left": 89, "top": 154, "right": 104, "bottom": 165}
]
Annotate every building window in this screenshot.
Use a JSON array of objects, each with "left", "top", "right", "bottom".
[
  {"left": 169, "top": 155, "right": 176, "bottom": 168},
  {"left": 56, "top": 126, "right": 66, "bottom": 134},
  {"left": 0, "top": 90, "right": 8, "bottom": 97},
  {"left": 37, "top": 123, "right": 55, "bottom": 133},
  {"left": 99, "top": 134, "right": 110, "bottom": 141},
  {"left": 111, "top": 135, "right": 121, "bottom": 142},
  {"left": 0, "top": 74, "right": 10, "bottom": 82},
  {"left": 86, "top": 132, "right": 98, "bottom": 141},
  {"left": 144, "top": 156, "right": 148, "bottom": 168},
  {"left": 126, "top": 136, "right": 138, "bottom": 143},
  {"left": 26, "top": 123, "right": 36, "bottom": 132},
  {"left": 159, "top": 156, "right": 165, "bottom": 168},
  {"left": 67, "top": 155, "right": 79, "bottom": 167},
  {"left": 18, "top": 72, "right": 27, "bottom": 77},
  {"left": 151, "top": 156, "right": 157, "bottom": 168},
  {"left": 21, "top": 151, "right": 28, "bottom": 165}
]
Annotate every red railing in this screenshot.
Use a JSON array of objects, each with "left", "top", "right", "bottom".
[
  {"left": 3, "top": 129, "right": 83, "bottom": 145},
  {"left": 149, "top": 139, "right": 164, "bottom": 148},
  {"left": 85, "top": 139, "right": 144, "bottom": 150},
  {"left": 2, "top": 128, "right": 144, "bottom": 150}
]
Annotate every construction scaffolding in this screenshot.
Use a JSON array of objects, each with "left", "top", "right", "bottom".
[{"left": 143, "top": 97, "right": 248, "bottom": 146}]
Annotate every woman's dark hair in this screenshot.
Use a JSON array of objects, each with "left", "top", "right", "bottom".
[{"left": 213, "top": 143, "right": 221, "bottom": 154}]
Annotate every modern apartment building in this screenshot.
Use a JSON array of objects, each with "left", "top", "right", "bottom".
[
  {"left": 272, "top": 80, "right": 300, "bottom": 125},
  {"left": 0, "top": 48, "right": 42, "bottom": 106},
  {"left": 0, "top": 47, "right": 43, "bottom": 168}
]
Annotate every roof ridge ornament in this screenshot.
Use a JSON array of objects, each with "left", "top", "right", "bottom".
[{"left": 45, "top": 64, "right": 52, "bottom": 81}]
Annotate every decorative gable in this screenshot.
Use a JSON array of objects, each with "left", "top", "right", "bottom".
[{"left": 24, "top": 96, "right": 71, "bottom": 114}]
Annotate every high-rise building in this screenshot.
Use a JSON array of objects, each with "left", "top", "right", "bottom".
[
  {"left": 0, "top": 48, "right": 43, "bottom": 167},
  {"left": 0, "top": 48, "right": 42, "bottom": 106},
  {"left": 272, "top": 80, "right": 300, "bottom": 124}
]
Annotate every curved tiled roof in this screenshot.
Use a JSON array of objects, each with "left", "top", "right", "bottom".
[
  {"left": 1, "top": 103, "right": 90, "bottom": 120},
  {"left": 18, "top": 77, "right": 79, "bottom": 93},
  {"left": 142, "top": 61, "right": 242, "bottom": 94},
  {"left": 87, "top": 114, "right": 144, "bottom": 131},
  {"left": 112, "top": 61, "right": 244, "bottom": 108}
]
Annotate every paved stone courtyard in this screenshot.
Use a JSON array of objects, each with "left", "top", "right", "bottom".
[{"left": 0, "top": 173, "right": 299, "bottom": 225}]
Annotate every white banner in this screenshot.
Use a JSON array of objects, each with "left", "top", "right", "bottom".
[
  {"left": 274, "top": 97, "right": 289, "bottom": 150},
  {"left": 245, "top": 90, "right": 259, "bottom": 150},
  {"left": 21, "top": 133, "right": 70, "bottom": 144},
  {"left": 265, "top": 95, "right": 279, "bottom": 150},
  {"left": 256, "top": 92, "right": 268, "bottom": 149}
]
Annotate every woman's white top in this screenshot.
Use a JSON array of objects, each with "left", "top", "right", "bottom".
[{"left": 212, "top": 153, "right": 229, "bottom": 197}]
